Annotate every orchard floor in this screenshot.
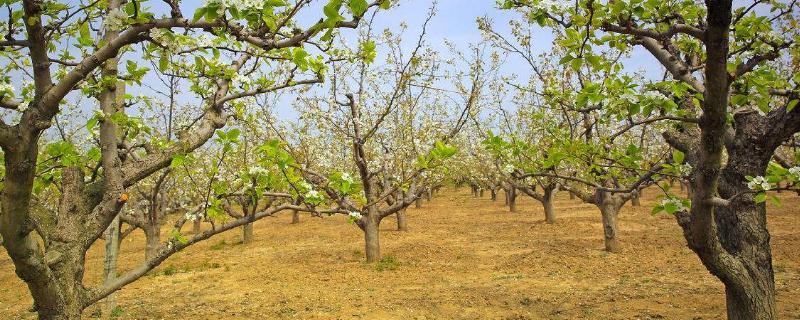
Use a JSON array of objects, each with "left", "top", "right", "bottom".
[{"left": 1, "top": 188, "right": 799, "bottom": 319}]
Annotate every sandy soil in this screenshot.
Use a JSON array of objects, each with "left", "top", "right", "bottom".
[{"left": 1, "top": 188, "right": 799, "bottom": 319}]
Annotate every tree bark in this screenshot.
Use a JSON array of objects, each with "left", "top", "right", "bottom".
[
  {"left": 143, "top": 225, "right": 160, "bottom": 261},
  {"left": 490, "top": 189, "right": 497, "bottom": 201},
  {"left": 291, "top": 209, "right": 300, "bottom": 224},
  {"left": 242, "top": 222, "right": 253, "bottom": 244},
  {"left": 102, "top": 216, "right": 121, "bottom": 318},
  {"left": 415, "top": 197, "right": 422, "bottom": 208},
  {"left": 479, "top": 188, "right": 484, "bottom": 197},
  {"left": 193, "top": 219, "right": 201, "bottom": 234},
  {"left": 569, "top": 191, "right": 575, "bottom": 200},
  {"left": 543, "top": 188, "right": 556, "bottom": 224},
  {"left": 363, "top": 213, "right": 381, "bottom": 262},
  {"left": 508, "top": 187, "right": 517, "bottom": 212},
  {"left": 599, "top": 200, "right": 621, "bottom": 253},
  {"left": 396, "top": 209, "right": 408, "bottom": 231},
  {"left": 631, "top": 190, "right": 641, "bottom": 206}
]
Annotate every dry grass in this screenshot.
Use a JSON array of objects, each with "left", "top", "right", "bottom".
[{"left": 1, "top": 188, "right": 799, "bottom": 319}]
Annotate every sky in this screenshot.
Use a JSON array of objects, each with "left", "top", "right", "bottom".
[{"left": 0, "top": 0, "right": 666, "bottom": 131}]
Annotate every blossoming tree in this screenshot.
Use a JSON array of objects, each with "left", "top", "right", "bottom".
[{"left": 0, "top": 0, "right": 388, "bottom": 318}]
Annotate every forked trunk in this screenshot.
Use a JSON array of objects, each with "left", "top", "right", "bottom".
[{"left": 396, "top": 209, "right": 408, "bottom": 231}]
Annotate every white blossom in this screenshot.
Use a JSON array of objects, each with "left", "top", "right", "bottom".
[
  {"left": 103, "top": 8, "right": 128, "bottom": 32},
  {"left": 248, "top": 165, "right": 269, "bottom": 176},
  {"left": 675, "top": 163, "right": 692, "bottom": 177},
  {"left": 747, "top": 176, "right": 771, "bottom": 191},
  {"left": 0, "top": 82, "right": 14, "bottom": 98},
  {"left": 789, "top": 166, "right": 800, "bottom": 180},
  {"left": 348, "top": 211, "right": 362, "bottom": 220},
  {"left": 341, "top": 172, "right": 354, "bottom": 183},
  {"left": 660, "top": 198, "right": 688, "bottom": 212}
]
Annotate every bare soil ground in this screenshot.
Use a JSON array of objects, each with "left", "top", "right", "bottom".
[{"left": 1, "top": 188, "right": 799, "bottom": 319}]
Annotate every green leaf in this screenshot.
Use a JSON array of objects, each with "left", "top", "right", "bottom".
[
  {"left": 380, "top": 0, "right": 391, "bottom": 9},
  {"left": 754, "top": 192, "right": 767, "bottom": 203},
  {"left": 787, "top": 99, "right": 799, "bottom": 112},
  {"left": 78, "top": 22, "right": 93, "bottom": 46},
  {"left": 359, "top": 40, "right": 376, "bottom": 64},
  {"left": 348, "top": 0, "right": 369, "bottom": 16},
  {"left": 192, "top": 7, "right": 207, "bottom": 22},
  {"left": 672, "top": 149, "right": 685, "bottom": 164},
  {"left": 159, "top": 54, "right": 169, "bottom": 71},
  {"left": 323, "top": 0, "right": 342, "bottom": 19},
  {"left": 170, "top": 154, "right": 186, "bottom": 168}
]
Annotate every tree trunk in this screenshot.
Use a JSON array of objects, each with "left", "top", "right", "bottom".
[
  {"left": 598, "top": 193, "right": 622, "bottom": 253},
  {"left": 426, "top": 189, "right": 432, "bottom": 202},
  {"left": 471, "top": 185, "right": 478, "bottom": 197},
  {"left": 415, "top": 197, "right": 422, "bottom": 208},
  {"left": 479, "top": 188, "right": 484, "bottom": 197},
  {"left": 569, "top": 191, "right": 575, "bottom": 200},
  {"left": 543, "top": 188, "right": 555, "bottom": 224},
  {"left": 508, "top": 187, "right": 517, "bottom": 212},
  {"left": 193, "top": 219, "right": 201, "bottom": 234},
  {"left": 143, "top": 225, "right": 160, "bottom": 261},
  {"left": 102, "top": 216, "right": 120, "bottom": 318},
  {"left": 363, "top": 214, "right": 381, "bottom": 262},
  {"left": 242, "top": 222, "right": 253, "bottom": 244},
  {"left": 396, "top": 209, "right": 408, "bottom": 231},
  {"left": 490, "top": 189, "right": 497, "bottom": 201},
  {"left": 291, "top": 209, "right": 300, "bottom": 224},
  {"left": 679, "top": 148, "right": 777, "bottom": 320},
  {"left": 631, "top": 191, "right": 641, "bottom": 206}
]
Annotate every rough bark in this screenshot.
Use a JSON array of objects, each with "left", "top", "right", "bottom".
[
  {"left": 143, "top": 225, "right": 161, "bottom": 261},
  {"left": 102, "top": 216, "right": 121, "bottom": 318},
  {"left": 543, "top": 188, "right": 556, "bottom": 224},
  {"left": 363, "top": 213, "right": 381, "bottom": 262},
  {"left": 242, "top": 223, "right": 254, "bottom": 244},
  {"left": 599, "top": 197, "right": 622, "bottom": 253}
]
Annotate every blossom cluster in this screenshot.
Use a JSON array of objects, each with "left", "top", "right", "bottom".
[{"left": 747, "top": 176, "right": 771, "bottom": 191}]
